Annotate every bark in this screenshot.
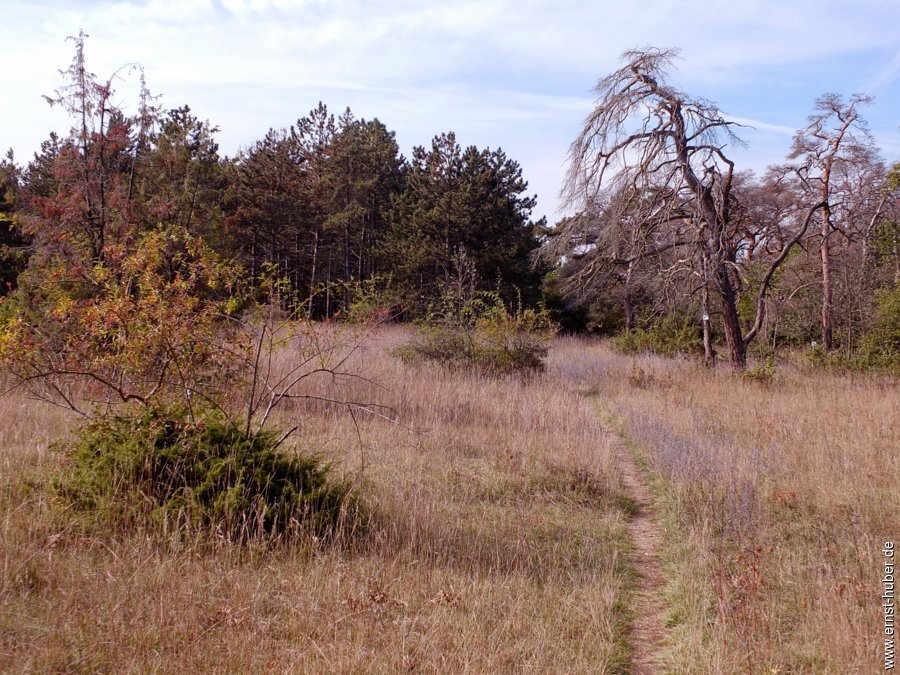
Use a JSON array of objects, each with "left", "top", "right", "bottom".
[
  {"left": 714, "top": 256, "right": 746, "bottom": 370},
  {"left": 325, "top": 251, "right": 332, "bottom": 318},
  {"left": 819, "top": 156, "right": 835, "bottom": 352},
  {"left": 701, "top": 283, "right": 715, "bottom": 368},
  {"left": 344, "top": 220, "right": 351, "bottom": 308},
  {"left": 623, "top": 295, "right": 635, "bottom": 333},
  {"left": 820, "top": 208, "right": 834, "bottom": 351},
  {"left": 308, "top": 222, "right": 319, "bottom": 315},
  {"left": 623, "top": 259, "right": 635, "bottom": 332},
  {"left": 675, "top": 111, "right": 747, "bottom": 370}
]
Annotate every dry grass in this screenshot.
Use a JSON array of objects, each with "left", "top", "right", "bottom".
[
  {"left": 549, "top": 337, "right": 899, "bottom": 673},
  {"left": 7, "top": 328, "right": 892, "bottom": 672},
  {"left": 0, "top": 326, "right": 633, "bottom": 673}
]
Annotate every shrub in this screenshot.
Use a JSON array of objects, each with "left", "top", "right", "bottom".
[
  {"left": 396, "top": 292, "right": 557, "bottom": 377},
  {"left": 611, "top": 313, "right": 702, "bottom": 357},
  {"left": 0, "top": 225, "right": 247, "bottom": 416},
  {"left": 805, "top": 344, "right": 849, "bottom": 372},
  {"left": 54, "top": 407, "right": 363, "bottom": 544},
  {"left": 855, "top": 287, "right": 900, "bottom": 374},
  {"left": 741, "top": 356, "right": 776, "bottom": 385},
  {"left": 346, "top": 275, "right": 405, "bottom": 324},
  {"left": 805, "top": 288, "right": 900, "bottom": 376}
]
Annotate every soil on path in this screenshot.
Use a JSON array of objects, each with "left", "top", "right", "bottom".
[{"left": 609, "top": 427, "right": 668, "bottom": 674}]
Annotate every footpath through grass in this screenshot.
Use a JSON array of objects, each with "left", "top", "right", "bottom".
[{"left": 548, "top": 337, "right": 898, "bottom": 673}]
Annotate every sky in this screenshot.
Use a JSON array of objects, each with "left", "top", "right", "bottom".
[{"left": 2, "top": 0, "right": 899, "bottom": 222}]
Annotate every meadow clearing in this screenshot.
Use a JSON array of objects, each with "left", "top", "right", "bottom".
[
  {"left": 1, "top": 327, "right": 896, "bottom": 673},
  {"left": 550, "top": 338, "right": 898, "bottom": 672}
]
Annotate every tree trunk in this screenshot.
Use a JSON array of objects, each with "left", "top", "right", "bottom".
[
  {"left": 358, "top": 214, "right": 366, "bottom": 281},
  {"left": 344, "top": 220, "right": 351, "bottom": 309},
  {"left": 623, "top": 295, "right": 635, "bottom": 333},
  {"left": 96, "top": 104, "right": 107, "bottom": 262},
  {"left": 622, "top": 260, "right": 635, "bottom": 332},
  {"left": 674, "top": 110, "right": 746, "bottom": 370},
  {"left": 702, "top": 284, "right": 715, "bottom": 368},
  {"left": 894, "top": 237, "right": 900, "bottom": 286},
  {"left": 308, "top": 222, "right": 319, "bottom": 316},
  {"left": 820, "top": 206, "right": 834, "bottom": 351},
  {"left": 698, "top": 199, "right": 746, "bottom": 370},
  {"left": 712, "top": 254, "right": 746, "bottom": 370},
  {"left": 325, "top": 252, "right": 332, "bottom": 318}
]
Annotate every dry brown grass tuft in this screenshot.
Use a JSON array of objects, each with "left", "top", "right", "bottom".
[
  {"left": 548, "top": 337, "right": 899, "bottom": 673},
  {"left": 1, "top": 327, "right": 633, "bottom": 672}
]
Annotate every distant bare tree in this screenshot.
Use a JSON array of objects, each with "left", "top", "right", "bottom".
[
  {"left": 539, "top": 185, "right": 691, "bottom": 334},
  {"left": 790, "top": 93, "right": 875, "bottom": 351},
  {"left": 561, "top": 48, "right": 824, "bottom": 370}
]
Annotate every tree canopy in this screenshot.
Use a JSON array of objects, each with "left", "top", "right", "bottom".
[{"left": 1, "top": 37, "right": 898, "bottom": 377}]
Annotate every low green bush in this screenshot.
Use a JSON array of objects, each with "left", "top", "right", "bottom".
[
  {"left": 346, "top": 275, "right": 405, "bottom": 324},
  {"left": 805, "top": 288, "right": 899, "bottom": 376},
  {"left": 741, "top": 356, "right": 776, "bottom": 385},
  {"left": 54, "top": 407, "right": 363, "bottom": 544},
  {"left": 855, "top": 287, "right": 900, "bottom": 374},
  {"left": 611, "top": 314, "right": 702, "bottom": 357},
  {"left": 396, "top": 292, "right": 557, "bottom": 376}
]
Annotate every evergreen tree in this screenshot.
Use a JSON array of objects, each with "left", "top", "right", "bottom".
[
  {"left": 229, "top": 104, "right": 404, "bottom": 316},
  {"left": 140, "top": 106, "right": 228, "bottom": 246},
  {"left": 384, "top": 132, "right": 543, "bottom": 314},
  {"left": 0, "top": 152, "right": 28, "bottom": 295}
]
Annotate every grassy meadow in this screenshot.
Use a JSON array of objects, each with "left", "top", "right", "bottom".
[
  {"left": 549, "top": 338, "right": 897, "bottom": 672},
  {"left": 1, "top": 327, "right": 632, "bottom": 672},
  {"left": 1, "top": 327, "right": 896, "bottom": 672}
]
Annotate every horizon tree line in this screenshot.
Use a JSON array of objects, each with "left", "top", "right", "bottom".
[
  {"left": 0, "top": 33, "right": 546, "bottom": 323},
  {"left": 1, "top": 38, "right": 897, "bottom": 372}
]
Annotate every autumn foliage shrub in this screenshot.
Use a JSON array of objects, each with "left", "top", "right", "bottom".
[
  {"left": 0, "top": 226, "right": 245, "bottom": 414},
  {"left": 55, "top": 407, "right": 363, "bottom": 543},
  {"left": 1, "top": 227, "right": 370, "bottom": 544}
]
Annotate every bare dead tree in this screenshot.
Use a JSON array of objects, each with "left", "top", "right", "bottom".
[
  {"left": 790, "top": 93, "right": 875, "bottom": 351},
  {"left": 561, "top": 48, "right": 825, "bottom": 370},
  {"left": 537, "top": 184, "right": 692, "bottom": 333}
]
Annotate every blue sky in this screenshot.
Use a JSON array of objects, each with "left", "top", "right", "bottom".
[{"left": 3, "top": 0, "right": 899, "bottom": 221}]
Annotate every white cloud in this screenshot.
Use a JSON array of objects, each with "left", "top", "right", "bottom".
[
  {"left": 862, "top": 50, "right": 900, "bottom": 92},
  {"left": 3, "top": 0, "right": 899, "bottom": 219},
  {"left": 727, "top": 116, "right": 797, "bottom": 136}
]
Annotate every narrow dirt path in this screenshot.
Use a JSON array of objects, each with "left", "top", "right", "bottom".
[{"left": 607, "top": 426, "right": 668, "bottom": 674}]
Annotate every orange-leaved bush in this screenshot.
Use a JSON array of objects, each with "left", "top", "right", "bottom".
[
  {"left": 1, "top": 227, "right": 368, "bottom": 544},
  {"left": 0, "top": 225, "right": 247, "bottom": 418}
]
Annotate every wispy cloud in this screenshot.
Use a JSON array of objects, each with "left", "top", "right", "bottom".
[
  {"left": 862, "top": 50, "right": 900, "bottom": 92},
  {"left": 727, "top": 116, "right": 797, "bottom": 136},
  {"left": 3, "top": 0, "right": 899, "bottom": 219}
]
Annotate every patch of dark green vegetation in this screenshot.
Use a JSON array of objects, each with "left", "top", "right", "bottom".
[{"left": 54, "top": 408, "right": 364, "bottom": 544}]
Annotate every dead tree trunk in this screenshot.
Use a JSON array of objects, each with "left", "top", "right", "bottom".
[
  {"left": 820, "top": 206, "right": 834, "bottom": 351},
  {"left": 623, "top": 259, "right": 635, "bottom": 332},
  {"left": 713, "top": 254, "right": 746, "bottom": 370},
  {"left": 701, "top": 267, "right": 715, "bottom": 367}
]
